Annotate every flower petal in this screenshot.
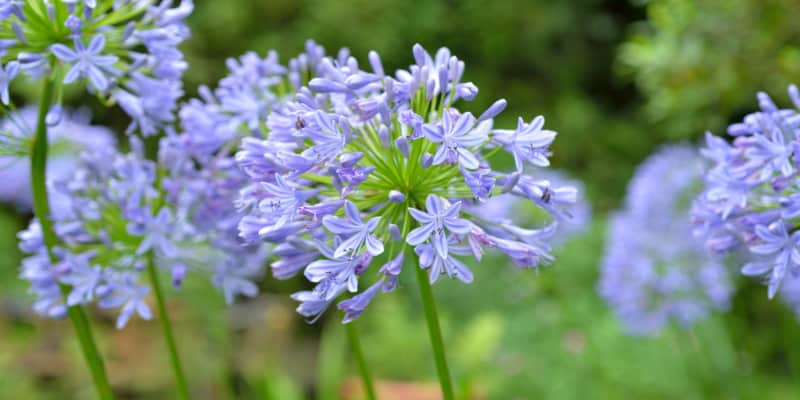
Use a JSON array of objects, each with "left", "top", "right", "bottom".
[{"left": 407, "top": 222, "right": 435, "bottom": 245}]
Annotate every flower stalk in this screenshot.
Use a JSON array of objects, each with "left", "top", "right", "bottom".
[
  {"left": 31, "top": 77, "right": 115, "bottom": 400},
  {"left": 146, "top": 252, "right": 190, "bottom": 400},
  {"left": 413, "top": 251, "right": 455, "bottom": 400},
  {"left": 344, "top": 322, "right": 377, "bottom": 400}
]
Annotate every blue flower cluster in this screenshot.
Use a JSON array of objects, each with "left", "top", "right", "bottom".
[
  {"left": 0, "top": 0, "right": 192, "bottom": 136},
  {"left": 693, "top": 85, "right": 800, "bottom": 299},
  {"left": 232, "top": 43, "right": 577, "bottom": 322},
  {"left": 0, "top": 105, "right": 114, "bottom": 210},
  {"left": 18, "top": 134, "right": 268, "bottom": 328},
  {"left": 601, "top": 145, "right": 732, "bottom": 335}
]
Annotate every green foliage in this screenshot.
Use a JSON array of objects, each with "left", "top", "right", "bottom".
[{"left": 619, "top": 0, "right": 800, "bottom": 139}]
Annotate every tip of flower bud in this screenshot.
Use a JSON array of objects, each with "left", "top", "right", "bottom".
[
  {"left": 413, "top": 43, "right": 427, "bottom": 66},
  {"left": 45, "top": 105, "right": 64, "bottom": 126},
  {"left": 478, "top": 99, "right": 507, "bottom": 122},
  {"left": 368, "top": 50, "right": 384, "bottom": 77},
  {"left": 389, "top": 224, "right": 402, "bottom": 241},
  {"left": 395, "top": 136, "right": 409, "bottom": 158},
  {"left": 388, "top": 190, "right": 406, "bottom": 203},
  {"left": 422, "top": 153, "right": 433, "bottom": 168},
  {"left": 789, "top": 84, "right": 800, "bottom": 109}
]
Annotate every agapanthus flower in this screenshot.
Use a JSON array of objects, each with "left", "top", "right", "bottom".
[
  {"left": 51, "top": 34, "right": 119, "bottom": 91},
  {"left": 465, "top": 169, "right": 591, "bottom": 246},
  {"left": 600, "top": 145, "right": 732, "bottom": 336},
  {"left": 0, "top": 0, "right": 192, "bottom": 136},
  {"left": 0, "top": 105, "right": 115, "bottom": 210},
  {"left": 17, "top": 132, "right": 266, "bottom": 328},
  {"left": 234, "top": 43, "right": 575, "bottom": 323},
  {"left": 693, "top": 85, "right": 800, "bottom": 299}
]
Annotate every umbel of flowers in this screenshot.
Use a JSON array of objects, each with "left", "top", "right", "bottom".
[
  {"left": 0, "top": 0, "right": 192, "bottom": 135},
  {"left": 2, "top": 1, "right": 193, "bottom": 398},
  {"left": 18, "top": 134, "right": 268, "bottom": 329},
  {"left": 600, "top": 145, "right": 732, "bottom": 336},
  {"left": 693, "top": 85, "right": 800, "bottom": 299},
  {"left": 233, "top": 43, "right": 577, "bottom": 324}
]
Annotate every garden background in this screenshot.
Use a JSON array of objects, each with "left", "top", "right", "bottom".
[{"left": 2, "top": 0, "right": 800, "bottom": 398}]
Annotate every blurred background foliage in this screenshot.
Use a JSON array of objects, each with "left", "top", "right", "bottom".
[{"left": 3, "top": 0, "right": 800, "bottom": 398}]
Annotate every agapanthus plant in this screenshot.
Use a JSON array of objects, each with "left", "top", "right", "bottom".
[
  {"left": 2, "top": 2, "right": 194, "bottom": 397},
  {"left": 600, "top": 145, "right": 732, "bottom": 336},
  {"left": 233, "top": 43, "right": 576, "bottom": 398},
  {"left": 693, "top": 85, "right": 800, "bottom": 299},
  {"left": 0, "top": 0, "right": 191, "bottom": 136},
  {"left": 0, "top": 105, "right": 114, "bottom": 210},
  {"left": 19, "top": 135, "right": 268, "bottom": 328}
]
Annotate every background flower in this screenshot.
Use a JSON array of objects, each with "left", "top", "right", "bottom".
[
  {"left": 0, "top": 106, "right": 115, "bottom": 211},
  {"left": 600, "top": 145, "right": 733, "bottom": 335}
]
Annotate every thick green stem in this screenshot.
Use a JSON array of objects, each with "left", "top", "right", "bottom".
[
  {"left": 146, "top": 255, "right": 190, "bottom": 399},
  {"left": 31, "top": 78, "right": 115, "bottom": 399},
  {"left": 413, "top": 255, "right": 455, "bottom": 400},
  {"left": 344, "top": 322, "right": 377, "bottom": 400}
]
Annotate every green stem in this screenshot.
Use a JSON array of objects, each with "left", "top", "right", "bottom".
[
  {"left": 145, "top": 255, "right": 190, "bottom": 399},
  {"left": 31, "top": 77, "right": 115, "bottom": 399},
  {"left": 344, "top": 322, "right": 377, "bottom": 400},
  {"left": 412, "top": 254, "right": 455, "bottom": 400}
]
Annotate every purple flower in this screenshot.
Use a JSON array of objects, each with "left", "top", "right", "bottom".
[
  {"left": 337, "top": 279, "right": 385, "bottom": 323},
  {"left": 743, "top": 223, "right": 800, "bottom": 299},
  {"left": 131, "top": 208, "right": 178, "bottom": 259},
  {"left": 322, "top": 201, "right": 384, "bottom": 258},
  {"left": 292, "top": 283, "right": 344, "bottom": 323},
  {"left": 114, "top": 73, "right": 182, "bottom": 136},
  {"left": 694, "top": 85, "right": 800, "bottom": 299},
  {"left": 59, "top": 254, "right": 102, "bottom": 306},
  {"left": 258, "top": 174, "right": 309, "bottom": 228},
  {"left": 603, "top": 145, "right": 733, "bottom": 335},
  {"left": 50, "top": 35, "right": 119, "bottom": 92},
  {"left": 407, "top": 195, "right": 471, "bottom": 259},
  {"left": 212, "top": 255, "right": 263, "bottom": 304},
  {"left": 271, "top": 240, "right": 319, "bottom": 279},
  {"left": 379, "top": 253, "right": 404, "bottom": 277},
  {"left": 514, "top": 176, "right": 578, "bottom": 221},
  {"left": 230, "top": 43, "right": 574, "bottom": 322},
  {"left": 493, "top": 116, "right": 557, "bottom": 172},
  {"left": 98, "top": 275, "right": 152, "bottom": 329},
  {"left": 415, "top": 243, "right": 474, "bottom": 284},
  {"left": 423, "top": 111, "right": 485, "bottom": 169},
  {"left": 302, "top": 112, "right": 348, "bottom": 164},
  {"left": 304, "top": 245, "right": 362, "bottom": 296}
]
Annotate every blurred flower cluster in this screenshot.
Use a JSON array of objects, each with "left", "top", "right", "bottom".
[
  {"left": 0, "top": 105, "right": 114, "bottom": 210},
  {"left": 18, "top": 135, "right": 268, "bottom": 328},
  {"left": 601, "top": 145, "right": 732, "bottom": 335}
]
